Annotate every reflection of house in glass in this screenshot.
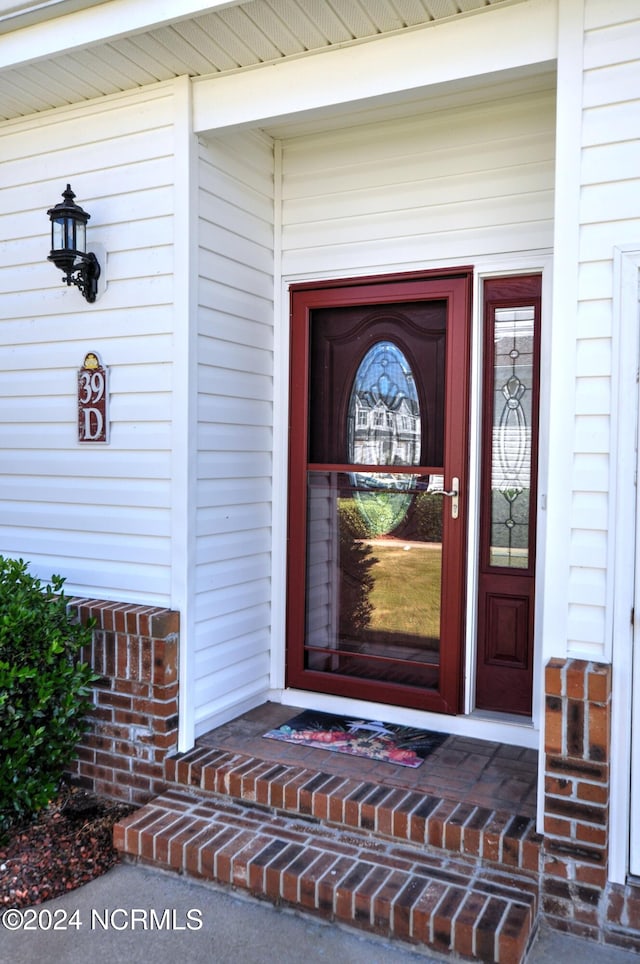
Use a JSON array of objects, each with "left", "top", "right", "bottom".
[
  {"left": 347, "top": 342, "right": 421, "bottom": 468},
  {"left": 351, "top": 395, "right": 420, "bottom": 466}
]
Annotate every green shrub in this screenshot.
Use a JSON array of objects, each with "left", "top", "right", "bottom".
[
  {"left": 338, "top": 492, "right": 412, "bottom": 538},
  {"left": 414, "top": 491, "right": 443, "bottom": 543},
  {"left": 338, "top": 498, "right": 369, "bottom": 539},
  {"left": 0, "top": 557, "right": 97, "bottom": 835}
]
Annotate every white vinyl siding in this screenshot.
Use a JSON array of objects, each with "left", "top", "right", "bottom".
[
  {"left": 569, "top": 0, "right": 640, "bottom": 656},
  {"left": 194, "top": 130, "right": 274, "bottom": 736},
  {"left": 305, "top": 475, "right": 338, "bottom": 665},
  {"left": 0, "top": 82, "right": 179, "bottom": 603},
  {"left": 280, "top": 86, "right": 556, "bottom": 279}
]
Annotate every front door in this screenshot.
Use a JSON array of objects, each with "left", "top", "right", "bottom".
[{"left": 286, "top": 270, "right": 472, "bottom": 714}]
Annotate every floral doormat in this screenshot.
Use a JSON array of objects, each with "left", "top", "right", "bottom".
[{"left": 263, "top": 709, "right": 448, "bottom": 768}]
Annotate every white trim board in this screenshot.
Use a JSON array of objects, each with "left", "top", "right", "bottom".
[{"left": 609, "top": 245, "right": 640, "bottom": 884}]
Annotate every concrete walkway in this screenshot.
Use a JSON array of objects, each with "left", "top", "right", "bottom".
[{"left": 1, "top": 862, "right": 637, "bottom": 964}]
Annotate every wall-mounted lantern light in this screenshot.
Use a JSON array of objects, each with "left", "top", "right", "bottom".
[{"left": 47, "top": 184, "right": 101, "bottom": 303}]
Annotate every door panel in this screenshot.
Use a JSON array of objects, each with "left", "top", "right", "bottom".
[
  {"left": 287, "top": 271, "right": 472, "bottom": 714},
  {"left": 475, "top": 275, "right": 541, "bottom": 716}
]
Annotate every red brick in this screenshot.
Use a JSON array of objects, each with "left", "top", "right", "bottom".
[
  {"left": 576, "top": 863, "right": 608, "bottom": 888},
  {"left": 544, "top": 815, "right": 572, "bottom": 838},
  {"left": 545, "top": 660, "right": 564, "bottom": 697},
  {"left": 547, "top": 756, "right": 608, "bottom": 783},
  {"left": 566, "top": 699, "right": 585, "bottom": 757},
  {"left": 313, "top": 776, "right": 349, "bottom": 821},
  {"left": 264, "top": 842, "right": 306, "bottom": 899},
  {"left": 117, "top": 679, "right": 149, "bottom": 697},
  {"left": 577, "top": 781, "right": 608, "bottom": 804},
  {"left": 575, "top": 823, "right": 607, "bottom": 847},
  {"left": 97, "top": 691, "right": 132, "bottom": 710},
  {"left": 543, "top": 855, "right": 571, "bottom": 881},
  {"left": 432, "top": 886, "right": 466, "bottom": 953},
  {"left": 427, "top": 798, "right": 458, "bottom": 850},
  {"left": 498, "top": 901, "right": 531, "bottom": 964},
  {"left": 150, "top": 609, "right": 180, "bottom": 637},
  {"left": 475, "top": 897, "right": 508, "bottom": 961},
  {"left": 587, "top": 702, "right": 610, "bottom": 762},
  {"left": 372, "top": 869, "right": 409, "bottom": 933},
  {"left": 353, "top": 865, "right": 392, "bottom": 926},
  {"left": 545, "top": 698, "right": 564, "bottom": 754},
  {"left": 285, "top": 769, "right": 317, "bottom": 810},
  {"left": 94, "top": 750, "right": 131, "bottom": 771},
  {"left": 407, "top": 879, "right": 446, "bottom": 942},
  {"left": 376, "top": 788, "right": 411, "bottom": 836},
  {"left": 316, "top": 856, "right": 353, "bottom": 915},
  {"left": 566, "top": 661, "right": 587, "bottom": 700},
  {"left": 546, "top": 794, "right": 606, "bottom": 826},
  {"left": 246, "top": 837, "right": 288, "bottom": 893},
  {"left": 444, "top": 802, "right": 475, "bottom": 853},
  {"left": 482, "top": 811, "right": 511, "bottom": 862},
  {"left": 545, "top": 776, "right": 573, "bottom": 797},
  {"left": 521, "top": 832, "right": 543, "bottom": 873},
  {"left": 232, "top": 834, "right": 275, "bottom": 888},
  {"left": 281, "top": 849, "right": 323, "bottom": 905},
  {"left": 299, "top": 850, "right": 341, "bottom": 910},
  {"left": 587, "top": 664, "right": 611, "bottom": 704},
  {"left": 453, "top": 890, "right": 488, "bottom": 957},
  {"left": 214, "top": 830, "right": 252, "bottom": 883},
  {"left": 335, "top": 861, "right": 376, "bottom": 922},
  {"left": 167, "top": 817, "right": 208, "bottom": 868},
  {"left": 605, "top": 932, "right": 640, "bottom": 954},
  {"left": 606, "top": 886, "right": 625, "bottom": 923},
  {"left": 388, "top": 874, "right": 427, "bottom": 939}
]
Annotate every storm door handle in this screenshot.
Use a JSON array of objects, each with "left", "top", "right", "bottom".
[{"left": 442, "top": 477, "right": 459, "bottom": 519}]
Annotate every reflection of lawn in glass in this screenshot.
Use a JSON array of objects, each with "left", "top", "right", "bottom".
[{"left": 367, "top": 542, "right": 441, "bottom": 639}]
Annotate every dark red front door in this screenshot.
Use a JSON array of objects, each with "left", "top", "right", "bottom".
[{"left": 286, "top": 270, "right": 472, "bottom": 714}]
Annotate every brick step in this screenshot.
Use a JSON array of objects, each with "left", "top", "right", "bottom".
[
  {"left": 114, "top": 786, "right": 538, "bottom": 963},
  {"left": 164, "top": 745, "right": 542, "bottom": 875}
]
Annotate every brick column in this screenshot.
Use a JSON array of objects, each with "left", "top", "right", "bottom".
[
  {"left": 542, "top": 657, "right": 611, "bottom": 937},
  {"left": 66, "top": 598, "right": 180, "bottom": 805}
]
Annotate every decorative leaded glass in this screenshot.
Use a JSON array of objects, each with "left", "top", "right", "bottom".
[{"left": 489, "top": 307, "right": 535, "bottom": 568}]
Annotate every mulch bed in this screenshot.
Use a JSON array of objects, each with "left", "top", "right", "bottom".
[{"left": 0, "top": 786, "right": 135, "bottom": 909}]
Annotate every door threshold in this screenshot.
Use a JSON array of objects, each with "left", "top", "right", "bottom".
[
  {"left": 469, "top": 708, "right": 535, "bottom": 727},
  {"left": 276, "top": 688, "right": 540, "bottom": 749}
]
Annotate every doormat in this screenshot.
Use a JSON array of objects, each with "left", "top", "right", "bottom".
[{"left": 263, "top": 709, "right": 448, "bottom": 768}]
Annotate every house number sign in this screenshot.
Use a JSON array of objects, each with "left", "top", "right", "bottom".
[{"left": 78, "top": 352, "right": 108, "bottom": 443}]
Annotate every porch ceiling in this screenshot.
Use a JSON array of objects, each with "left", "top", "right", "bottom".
[{"left": 0, "top": 0, "right": 526, "bottom": 122}]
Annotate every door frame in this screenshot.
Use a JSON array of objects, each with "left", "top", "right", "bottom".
[
  {"left": 609, "top": 246, "right": 640, "bottom": 883},
  {"left": 285, "top": 267, "right": 473, "bottom": 714}
]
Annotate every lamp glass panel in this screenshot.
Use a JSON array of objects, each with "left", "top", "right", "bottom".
[
  {"left": 64, "top": 219, "right": 75, "bottom": 251},
  {"left": 75, "top": 220, "right": 86, "bottom": 254},
  {"left": 52, "top": 219, "right": 64, "bottom": 250}
]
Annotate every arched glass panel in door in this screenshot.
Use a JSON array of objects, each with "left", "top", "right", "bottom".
[{"left": 347, "top": 341, "right": 421, "bottom": 534}]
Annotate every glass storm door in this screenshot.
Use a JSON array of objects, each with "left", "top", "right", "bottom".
[{"left": 287, "top": 272, "right": 472, "bottom": 714}]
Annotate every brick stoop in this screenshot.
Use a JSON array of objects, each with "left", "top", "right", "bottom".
[{"left": 115, "top": 745, "right": 543, "bottom": 963}]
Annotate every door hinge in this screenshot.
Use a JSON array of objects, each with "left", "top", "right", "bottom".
[{"left": 632, "top": 607, "right": 635, "bottom": 627}]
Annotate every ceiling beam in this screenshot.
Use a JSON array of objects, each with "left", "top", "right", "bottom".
[{"left": 192, "top": 0, "right": 558, "bottom": 135}]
